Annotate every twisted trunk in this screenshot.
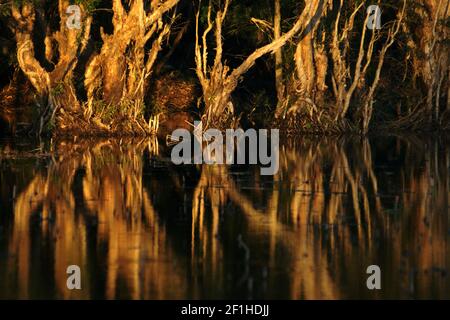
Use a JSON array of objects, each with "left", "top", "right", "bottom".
[
  {"left": 11, "top": 1, "right": 92, "bottom": 134},
  {"left": 11, "top": 0, "right": 178, "bottom": 135},
  {"left": 12, "top": 1, "right": 90, "bottom": 109},
  {"left": 85, "top": 0, "right": 177, "bottom": 115}
]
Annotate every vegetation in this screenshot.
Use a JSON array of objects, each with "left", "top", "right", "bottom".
[{"left": 0, "top": 0, "right": 449, "bottom": 136}]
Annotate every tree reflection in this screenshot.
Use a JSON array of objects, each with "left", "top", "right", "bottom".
[{"left": 0, "top": 136, "right": 449, "bottom": 299}]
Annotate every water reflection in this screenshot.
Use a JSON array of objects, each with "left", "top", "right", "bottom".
[{"left": 0, "top": 136, "right": 449, "bottom": 299}]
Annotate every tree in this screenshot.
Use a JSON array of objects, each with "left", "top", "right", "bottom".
[
  {"left": 8, "top": 0, "right": 179, "bottom": 135},
  {"left": 330, "top": 0, "right": 405, "bottom": 133},
  {"left": 274, "top": 0, "right": 327, "bottom": 119},
  {"left": 415, "top": 0, "right": 450, "bottom": 121},
  {"left": 194, "top": 0, "right": 323, "bottom": 128}
]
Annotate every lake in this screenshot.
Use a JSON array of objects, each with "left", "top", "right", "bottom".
[{"left": 0, "top": 135, "right": 449, "bottom": 299}]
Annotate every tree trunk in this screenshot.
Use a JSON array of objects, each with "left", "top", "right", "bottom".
[
  {"left": 414, "top": 0, "right": 450, "bottom": 121},
  {"left": 85, "top": 0, "right": 176, "bottom": 114},
  {"left": 11, "top": 0, "right": 178, "bottom": 135},
  {"left": 196, "top": 0, "right": 326, "bottom": 127},
  {"left": 275, "top": 0, "right": 326, "bottom": 117},
  {"left": 295, "top": 33, "right": 315, "bottom": 98},
  {"left": 274, "top": 0, "right": 284, "bottom": 104},
  {"left": 12, "top": 1, "right": 91, "bottom": 133}
]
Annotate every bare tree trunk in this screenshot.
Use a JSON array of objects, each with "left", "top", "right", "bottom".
[
  {"left": 274, "top": 0, "right": 284, "bottom": 104},
  {"left": 330, "top": 0, "right": 404, "bottom": 133},
  {"left": 414, "top": 0, "right": 450, "bottom": 122},
  {"left": 85, "top": 0, "right": 177, "bottom": 112},
  {"left": 275, "top": 0, "right": 326, "bottom": 118},
  {"left": 196, "top": 0, "right": 325, "bottom": 127},
  {"left": 447, "top": 68, "right": 450, "bottom": 111},
  {"left": 360, "top": 6, "right": 405, "bottom": 134},
  {"left": 294, "top": 30, "right": 315, "bottom": 99},
  {"left": 10, "top": 0, "right": 177, "bottom": 135},
  {"left": 314, "top": 34, "right": 328, "bottom": 95},
  {"left": 12, "top": 4, "right": 49, "bottom": 100},
  {"left": 11, "top": 1, "right": 92, "bottom": 134}
]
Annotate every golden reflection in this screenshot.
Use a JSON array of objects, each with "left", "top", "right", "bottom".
[
  {"left": 0, "top": 136, "right": 449, "bottom": 299},
  {"left": 2, "top": 138, "right": 188, "bottom": 299}
]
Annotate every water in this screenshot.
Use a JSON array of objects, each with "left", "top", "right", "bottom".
[{"left": 0, "top": 135, "right": 449, "bottom": 299}]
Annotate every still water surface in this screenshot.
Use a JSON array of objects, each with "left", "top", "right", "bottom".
[{"left": 0, "top": 136, "right": 449, "bottom": 299}]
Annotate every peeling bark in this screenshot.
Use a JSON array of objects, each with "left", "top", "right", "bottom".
[
  {"left": 274, "top": 0, "right": 284, "bottom": 104},
  {"left": 196, "top": 0, "right": 324, "bottom": 127},
  {"left": 416, "top": 0, "right": 450, "bottom": 120},
  {"left": 84, "top": 0, "right": 178, "bottom": 118},
  {"left": 11, "top": 1, "right": 92, "bottom": 134},
  {"left": 274, "top": 0, "right": 327, "bottom": 118},
  {"left": 10, "top": 0, "right": 178, "bottom": 135}
]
